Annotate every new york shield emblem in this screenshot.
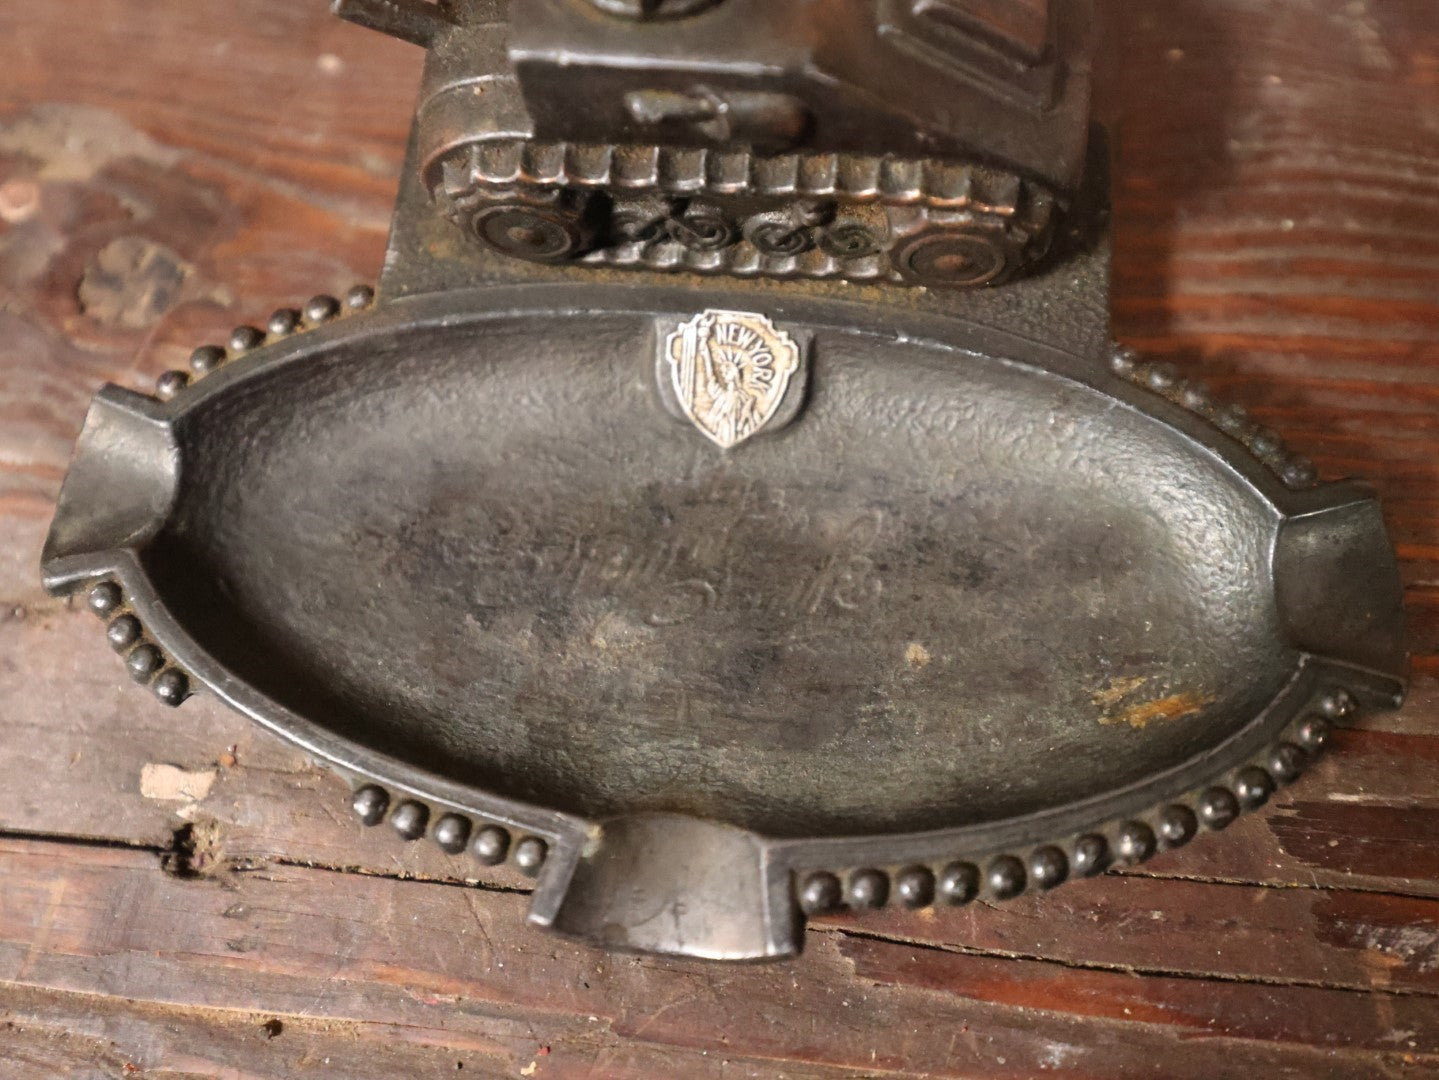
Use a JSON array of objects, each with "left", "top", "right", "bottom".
[{"left": 664, "top": 310, "right": 801, "bottom": 449}]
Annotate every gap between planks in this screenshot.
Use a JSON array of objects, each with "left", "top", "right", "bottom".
[
  {"left": 4, "top": 827, "right": 1439, "bottom": 1005},
  {"left": 806, "top": 921, "right": 1439, "bottom": 1002}
]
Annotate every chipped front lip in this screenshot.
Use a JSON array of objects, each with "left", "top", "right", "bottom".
[{"left": 40, "top": 284, "right": 1409, "bottom": 961}]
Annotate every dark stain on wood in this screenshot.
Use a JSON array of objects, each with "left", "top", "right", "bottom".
[{"left": 78, "top": 236, "right": 191, "bottom": 328}]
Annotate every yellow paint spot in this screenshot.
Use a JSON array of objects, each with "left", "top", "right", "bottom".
[{"left": 905, "top": 642, "right": 931, "bottom": 668}]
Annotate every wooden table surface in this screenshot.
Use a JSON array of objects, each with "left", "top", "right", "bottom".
[{"left": 2, "top": 1, "right": 1437, "bottom": 1076}]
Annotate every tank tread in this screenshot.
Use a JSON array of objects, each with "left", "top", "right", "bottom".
[{"left": 432, "top": 138, "right": 1060, "bottom": 288}]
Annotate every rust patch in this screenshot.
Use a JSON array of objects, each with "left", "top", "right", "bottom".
[
  {"left": 1091, "top": 674, "right": 1148, "bottom": 709},
  {"left": 1099, "top": 692, "right": 1210, "bottom": 730},
  {"left": 1092, "top": 675, "right": 1209, "bottom": 729},
  {"left": 905, "top": 641, "right": 931, "bottom": 668}
]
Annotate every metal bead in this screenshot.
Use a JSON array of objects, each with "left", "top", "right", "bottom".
[
  {"left": 894, "top": 866, "right": 935, "bottom": 909},
  {"left": 1156, "top": 804, "right": 1198, "bottom": 848},
  {"left": 126, "top": 643, "right": 163, "bottom": 681},
  {"left": 1197, "top": 787, "right": 1240, "bottom": 830},
  {"left": 390, "top": 800, "right": 429, "bottom": 840},
  {"left": 1028, "top": 846, "right": 1068, "bottom": 890},
  {"left": 1181, "top": 384, "right": 1213, "bottom": 411},
  {"left": 846, "top": 868, "right": 889, "bottom": 910},
  {"left": 1268, "top": 742, "right": 1306, "bottom": 785},
  {"left": 153, "top": 668, "right": 189, "bottom": 706},
  {"left": 1249, "top": 428, "right": 1281, "bottom": 456},
  {"left": 1115, "top": 821, "right": 1156, "bottom": 864},
  {"left": 1282, "top": 457, "right": 1317, "bottom": 487},
  {"left": 799, "top": 871, "right": 842, "bottom": 914},
  {"left": 155, "top": 370, "right": 190, "bottom": 401},
  {"left": 189, "top": 345, "right": 225, "bottom": 374},
  {"left": 229, "top": 325, "right": 265, "bottom": 353},
  {"left": 1072, "top": 834, "right": 1110, "bottom": 876},
  {"left": 1319, "top": 689, "right": 1357, "bottom": 720},
  {"left": 1234, "top": 766, "right": 1275, "bottom": 809},
  {"left": 1108, "top": 347, "right": 1138, "bottom": 376},
  {"left": 1145, "top": 364, "right": 1178, "bottom": 391},
  {"left": 107, "top": 614, "right": 142, "bottom": 650},
  {"left": 351, "top": 784, "right": 389, "bottom": 826},
  {"left": 587, "top": 0, "right": 723, "bottom": 21},
  {"left": 305, "top": 295, "right": 341, "bottom": 324},
  {"left": 268, "top": 308, "right": 302, "bottom": 336},
  {"left": 471, "top": 825, "right": 510, "bottom": 866},
  {"left": 346, "top": 284, "right": 375, "bottom": 309},
  {"left": 938, "top": 861, "right": 980, "bottom": 905},
  {"left": 987, "top": 855, "right": 1026, "bottom": 900},
  {"left": 432, "top": 813, "right": 471, "bottom": 854},
  {"left": 107, "top": 614, "right": 142, "bottom": 651},
  {"left": 87, "top": 582, "right": 122, "bottom": 618},
  {"left": 513, "top": 836, "right": 548, "bottom": 876},
  {"left": 1215, "top": 404, "right": 1250, "bottom": 434},
  {"left": 1296, "top": 714, "right": 1332, "bottom": 753}
]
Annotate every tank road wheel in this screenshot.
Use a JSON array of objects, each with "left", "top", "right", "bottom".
[
  {"left": 891, "top": 227, "right": 1017, "bottom": 288},
  {"left": 469, "top": 202, "right": 593, "bottom": 263},
  {"left": 608, "top": 196, "right": 672, "bottom": 246},
  {"left": 665, "top": 204, "right": 737, "bottom": 252},
  {"left": 747, "top": 220, "right": 815, "bottom": 257},
  {"left": 818, "top": 222, "right": 883, "bottom": 260}
]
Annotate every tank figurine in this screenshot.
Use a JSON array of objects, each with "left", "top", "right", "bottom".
[{"left": 334, "top": 0, "right": 1093, "bottom": 287}]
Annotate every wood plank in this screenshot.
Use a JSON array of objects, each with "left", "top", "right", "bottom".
[
  {"left": 0, "top": 608, "right": 536, "bottom": 890},
  {"left": 0, "top": 0, "right": 413, "bottom": 605},
  {"left": 1095, "top": 1, "right": 1439, "bottom": 569},
  {"left": 822, "top": 870, "right": 1439, "bottom": 996},
  {"left": 0, "top": 835, "right": 1431, "bottom": 1079},
  {"left": 0, "top": 984, "right": 518, "bottom": 1080},
  {"left": 0, "top": 983, "right": 872, "bottom": 1080}
]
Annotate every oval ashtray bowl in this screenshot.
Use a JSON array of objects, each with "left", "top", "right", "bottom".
[{"left": 42, "top": 282, "right": 1406, "bottom": 960}]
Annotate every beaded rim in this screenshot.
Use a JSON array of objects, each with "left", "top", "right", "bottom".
[
  {"left": 1107, "top": 346, "right": 1319, "bottom": 490},
  {"left": 51, "top": 294, "right": 1406, "bottom": 950},
  {"left": 792, "top": 682, "right": 1353, "bottom": 916},
  {"left": 82, "top": 579, "right": 191, "bottom": 708},
  {"left": 79, "top": 562, "right": 1374, "bottom": 912},
  {"left": 151, "top": 285, "right": 376, "bottom": 402}
]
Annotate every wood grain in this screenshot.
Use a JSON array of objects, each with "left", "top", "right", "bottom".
[
  {"left": 0, "top": 836, "right": 1433, "bottom": 1079},
  {"left": 0, "top": 0, "right": 1436, "bottom": 1074}
]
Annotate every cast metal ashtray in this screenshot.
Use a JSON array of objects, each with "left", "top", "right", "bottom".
[
  {"left": 42, "top": 274, "right": 1406, "bottom": 959},
  {"left": 39, "top": 0, "right": 1407, "bottom": 960}
]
